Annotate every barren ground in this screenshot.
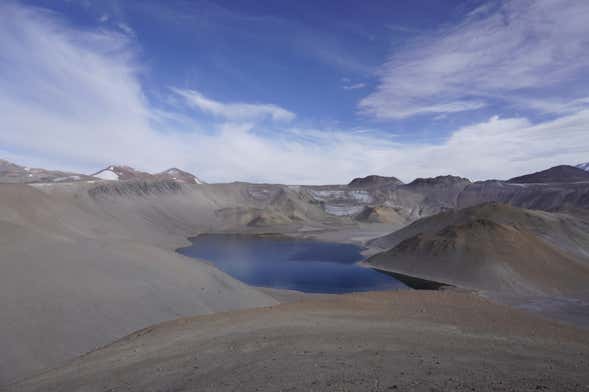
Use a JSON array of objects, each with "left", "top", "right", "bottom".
[{"left": 10, "top": 290, "right": 589, "bottom": 392}]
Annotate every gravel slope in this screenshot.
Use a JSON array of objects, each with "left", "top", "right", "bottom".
[{"left": 9, "top": 291, "right": 589, "bottom": 392}]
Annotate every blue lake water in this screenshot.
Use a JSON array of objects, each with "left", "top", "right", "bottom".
[{"left": 177, "top": 234, "right": 406, "bottom": 293}]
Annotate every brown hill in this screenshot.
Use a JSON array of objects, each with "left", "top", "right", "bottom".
[
  {"left": 354, "top": 205, "right": 408, "bottom": 224},
  {"left": 366, "top": 203, "right": 589, "bottom": 295}
]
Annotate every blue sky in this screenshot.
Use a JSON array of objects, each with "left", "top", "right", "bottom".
[{"left": 1, "top": 0, "right": 589, "bottom": 183}]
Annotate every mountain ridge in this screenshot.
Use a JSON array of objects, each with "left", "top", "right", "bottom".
[
  {"left": 0, "top": 159, "right": 205, "bottom": 185},
  {"left": 507, "top": 165, "right": 589, "bottom": 184}
]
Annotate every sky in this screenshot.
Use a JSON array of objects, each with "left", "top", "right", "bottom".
[{"left": 1, "top": 0, "right": 589, "bottom": 184}]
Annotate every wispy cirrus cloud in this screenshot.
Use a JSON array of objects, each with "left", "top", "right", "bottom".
[
  {"left": 0, "top": 2, "right": 169, "bottom": 169},
  {"left": 360, "top": 0, "right": 589, "bottom": 119},
  {"left": 172, "top": 88, "right": 295, "bottom": 122},
  {"left": 342, "top": 83, "right": 366, "bottom": 91}
]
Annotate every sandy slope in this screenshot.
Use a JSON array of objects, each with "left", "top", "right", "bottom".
[
  {"left": 1, "top": 178, "right": 388, "bottom": 384},
  {"left": 366, "top": 203, "right": 589, "bottom": 296},
  {"left": 0, "top": 182, "right": 296, "bottom": 384},
  {"left": 9, "top": 291, "right": 589, "bottom": 392}
]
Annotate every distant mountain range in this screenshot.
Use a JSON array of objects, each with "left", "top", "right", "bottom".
[
  {"left": 2, "top": 158, "right": 589, "bottom": 186},
  {"left": 0, "top": 160, "right": 203, "bottom": 184}
]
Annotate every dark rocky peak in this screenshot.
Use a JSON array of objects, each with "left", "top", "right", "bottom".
[
  {"left": 348, "top": 175, "right": 403, "bottom": 188},
  {"left": 408, "top": 175, "right": 471, "bottom": 187},
  {"left": 507, "top": 165, "right": 589, "bottom": 184}
]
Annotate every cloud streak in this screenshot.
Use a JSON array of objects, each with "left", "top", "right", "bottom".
[
  {"left": 360, "top": 0, "right": 589, "bottom": 119},
  {"left": 342, "top": 83, "right": 366, "bottom": 91},
  {"left": 172, "top": 88, "right": 295, "bottom": 122}
]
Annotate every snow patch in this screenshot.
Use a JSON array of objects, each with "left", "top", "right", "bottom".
[
  {"left": 52, "top": 175, "right": 82, "bottom": 182},
  {"left": 309, "top": 189, "right": 373, "bottom": 203},
  {"left": 309, "top": 190, "right": 346, "bottom": 201},
  {"left": 95, "top": 170, "right": 119, "bottom": 181},
  {"left": 324, "top": 205, "right": 365, "bottom": 216},
  {"left": 349, "top": 190, "right": 373, "bottom": 203}
]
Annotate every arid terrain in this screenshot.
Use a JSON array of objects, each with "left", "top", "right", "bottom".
[
  {"left": 4, "top": 0, "right": 589, "bottom": 390},
  {"left": 9, "top": 291, "right": 589, "bottom": 392},
  {"left": 2, "top": 161, "right": 589, "bottom": 390}
]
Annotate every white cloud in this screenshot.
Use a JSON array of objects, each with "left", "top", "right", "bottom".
[
  {"left": 360, "top": 0, "right": 589, "bottom": 119},
  {"left": 172, "top": 88, "right": 295, "bottom": 122},
  {"left": 0, "top": 2, "right": 175, "bottom": 171},
  {"left": 1, "top": 1, "right": 589, "bottom": 185}
]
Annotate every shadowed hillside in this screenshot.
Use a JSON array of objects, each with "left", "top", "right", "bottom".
[{"left": 507, "top": 165, "right": 589, "bottom": 184}]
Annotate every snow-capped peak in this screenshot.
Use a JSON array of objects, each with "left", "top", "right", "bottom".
[
  {"left": 91, "top": 165, "right": 152, "bottom": 181},
  {"left": 158, "top": 168, "right": 204, "bottom": 184},
  {"left": 576, "top": 162, "right": 589, "bottom": 171},
  {"left": 93, "top": 169, "right": 119, "bottom": 181},
  {"left": 90, "top": 165, "right": 204, "bottom": 183}
]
